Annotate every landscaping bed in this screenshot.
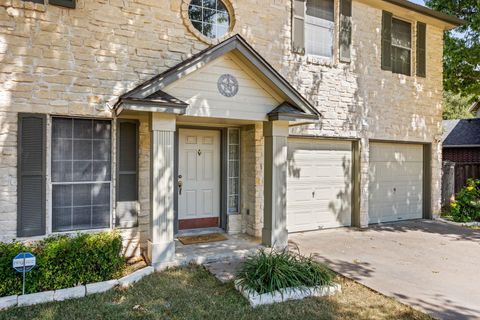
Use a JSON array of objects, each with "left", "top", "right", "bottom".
[
  {"left": 0, "top": 265, "right": 432, "bottom": 320},
  {"left": 235, "top": 249, "right": 340, "bottom": 306},
  {"left": 443, "top": 179, "right": 480, "bottom": 223},
  {"left": 0, "top": 231, "right": 126, "bottom": 297}
]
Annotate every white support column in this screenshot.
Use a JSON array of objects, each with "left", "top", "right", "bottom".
[
  {"left": 148, "top": 113, "right": 176, "bottom": 265},
  {"left": 262, "top": 121, "right": 289, "bottom": 248}
]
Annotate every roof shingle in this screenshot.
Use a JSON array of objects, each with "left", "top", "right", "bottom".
[{"left": 443, "top": 119, "right": 480, "bottom": 146}]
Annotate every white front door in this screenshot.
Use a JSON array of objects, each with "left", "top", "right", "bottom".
[{"left": 178, "top": 129, "right": 221, "bottom": 229}]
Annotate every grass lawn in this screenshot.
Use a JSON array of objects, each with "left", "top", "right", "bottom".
[{"left": 0, "top": 265, "right": 431, "bottom": 320}]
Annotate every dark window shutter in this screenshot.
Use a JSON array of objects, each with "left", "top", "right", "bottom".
[
  {"left": 292, "top": 0, "right": 306, "bottom": 55},
  {"left": 339, "top": 0, "right": 352, "bottom": 63},
  {"left": 116, "top": 119, "right": 139, "bottom": 228},
  {"left": 48, "top": 0, "right": 75, "bottom": 9},
  {"left": 381, "top": 11, "right": 393, "bottom": 71},
  {"left": 17, "top": 113, "right": 46, "bottom": 237},
  {"left": 416, "top": 22, "right": 426, "bottom": 77}
]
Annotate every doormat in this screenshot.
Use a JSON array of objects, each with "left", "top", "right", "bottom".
[{"left": 177, "top": 233, "right": 228, "bottom": 245}]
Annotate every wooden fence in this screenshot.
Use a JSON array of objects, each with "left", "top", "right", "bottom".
[
  {"left": 454, "top": 162, "right": 480, "bottom": 193},
  {"left": 442, "top": 161, "right": 480, "bottom": 206}
]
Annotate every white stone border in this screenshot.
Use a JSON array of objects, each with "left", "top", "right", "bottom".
[
  {"left": 0, "top": 266, "right": 154, "bottom": 310},
  {"left": 234, "top": 280, "right": 341, "bottom": 307}
]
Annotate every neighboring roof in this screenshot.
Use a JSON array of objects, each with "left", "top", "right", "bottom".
[
  {"left": 443, "top": 119, "right": 480, "bottom": 147},
  {"left": 383, "top": 0, "right": 464, "bottom": 26},
  {"left": 468, "top": 100, "right": 480, "bottom": 114},
  {"left": 114, "top": 34, "right": 320, "bottom": 120}
]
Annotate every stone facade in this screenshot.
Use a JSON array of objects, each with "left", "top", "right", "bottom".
[
  {"left": 0, "top": 0, "right": 449, "bottom": 255},
  {"left": 239, "top": 123, "right": 264, "bottom": 237}
]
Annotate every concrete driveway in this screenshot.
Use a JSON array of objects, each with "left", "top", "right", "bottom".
[{"left": 289, "top": 220, "right": 480, "bottom": 320}]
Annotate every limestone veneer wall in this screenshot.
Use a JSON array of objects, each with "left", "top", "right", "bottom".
[
  {"left": 239, "top": 124, "right": 264, "bottom": 237},
  {"left": 0, "top": 0, "right": 445, "bottom": 251}
]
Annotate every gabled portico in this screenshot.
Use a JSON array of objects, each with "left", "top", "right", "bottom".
[{"left": 114, "top": 35, "right": 320, "bottom": 266}]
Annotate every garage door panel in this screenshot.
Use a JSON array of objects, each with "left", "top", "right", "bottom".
[
  {"left": 287, "top": 139, "right": 352, "bottom": 232},
  {"left": 287, "top": 140, "right": 351, "bottom": 152},
  {"left": 369, "top": 142, "right": 423, "bottom": 224},
  {"left": 287, "top": 187, "right": 315, "bottom": 201},
  {"left": 289, "top": 166, "right": 346, "bottom": 179},
  {"left": 370, "top": 143, "right": 423, "bottom": 162}
]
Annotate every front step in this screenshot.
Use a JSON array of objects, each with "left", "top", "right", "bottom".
[{"left": 153, "top": 246, "right": 262, "bottom": 271}]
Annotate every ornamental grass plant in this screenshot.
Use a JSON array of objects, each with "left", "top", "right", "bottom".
[{"left": 236, "top": 248, "right": 333, "bottom": 295}]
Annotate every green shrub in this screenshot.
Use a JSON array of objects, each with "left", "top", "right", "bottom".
[
  {"left": 236, "top": 248, "right": 333, "bottom": 295},
  {"left": 450, "top": 179, "right": 480, "bottom": 222},
  {"left": 0, "top": 231, "right": 125, "bottom": 297}
]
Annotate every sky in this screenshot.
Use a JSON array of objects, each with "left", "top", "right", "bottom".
[
  {"left": 409, "top": 0, "right": 426, "bottom": 5},
  {"left": 408, "top": 0, "right": 465, "bottom": 37}
]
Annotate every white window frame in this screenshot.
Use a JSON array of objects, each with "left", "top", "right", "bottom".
[
  {"left": 391, "top": 17, "right": 413, "bottom": 76},
  {"left": 46, "top": 115, "right": 114, "bottom": 235},
  {"left": 227, "top": 127, "right": 240, "bottom": 214},
  {"left": 305, "top": 0, "right": 336, "bottom": 59}
]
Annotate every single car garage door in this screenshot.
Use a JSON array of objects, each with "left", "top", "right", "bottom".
[
  {"left": 369, "top": 142, "right": 423, "bottom": 224},
  {"left": 287, "top": 138, "right": 352, "bottom": 232}
]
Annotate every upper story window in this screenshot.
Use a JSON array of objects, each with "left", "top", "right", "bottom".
[
  {"left": 305, "top": 0, "right": 335, "bottom": 58},
  {"left": 188, "top": 0, "right": 230, "bottom": 39},
  {"left": 391, "top": 18, "right": 412, "bottom": 76},
  {"left": 381, "top": 11, "right": 425, "bottom": 77}
]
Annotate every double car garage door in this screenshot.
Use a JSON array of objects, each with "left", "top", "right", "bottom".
[{"left": 286, "top": 139, "right": 424, "bottom": 232}]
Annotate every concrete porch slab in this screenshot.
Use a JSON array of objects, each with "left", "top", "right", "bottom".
[
  {"left": 153, "top": 233, "right": 263, "bottom": 271},
  {"left": 205, "top": 259, "right": 244, "bottom": 283}
]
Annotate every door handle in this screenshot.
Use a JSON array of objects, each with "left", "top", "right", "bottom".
[{"left": 178, "top": 175, "right": 183, "bottom": 195}]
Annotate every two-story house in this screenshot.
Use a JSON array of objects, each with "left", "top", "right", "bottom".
[{"left": 0, "top": 0, "right": 462, "bottom": 265}]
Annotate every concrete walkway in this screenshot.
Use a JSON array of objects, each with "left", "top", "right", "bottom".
[{"left": 289, "top": 220, "right": 480, "bottom": 320}]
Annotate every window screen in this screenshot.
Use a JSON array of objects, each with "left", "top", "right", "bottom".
[
  {"left": 227, "top": 128, "right": 240, "bottom": 214},
  {"left": 51, "top": 118, "right": 111, "bottom": 232},
  {"left": 305, "top": 0, "right": 334, "bottom": 57},
  {"left": 391, "top": 18, "right": 412, "bottom": 76}
]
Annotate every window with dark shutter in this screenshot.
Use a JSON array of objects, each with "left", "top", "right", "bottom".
[
  {"left": 381, "top": 11, "right": 393, "bottom": 71},
  {"left": 305, "top": 0, "right": 335, "bottom": 57},
  {"left": 292, "top": 0, "right": 306, "bottom": 54},
  {"left": 116, "top": 120, "right": 139, "bottom": 228},
  {"left": 51, "top": 118, "right": 112, "bottom": 232},
  {"left": 17, "top": 113, "right": 46, "bottom": 237},
  {"left": 382, "top": 11, "right": 414, "bottom": 76},
  {"left": 391, "top": 18, "right": 412, "bottom": 76},
  {"left": 339, "top": 0, "right": 352, "bottom": 62},
  {"left": 48, "top": 0, "right": 75, "bottom": 8},
  {"left": 416, "top": 22, "right": 426, "bottom": 77},
  {"left": 292, "top": 0, "right": 337, "bottom": 58}
]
